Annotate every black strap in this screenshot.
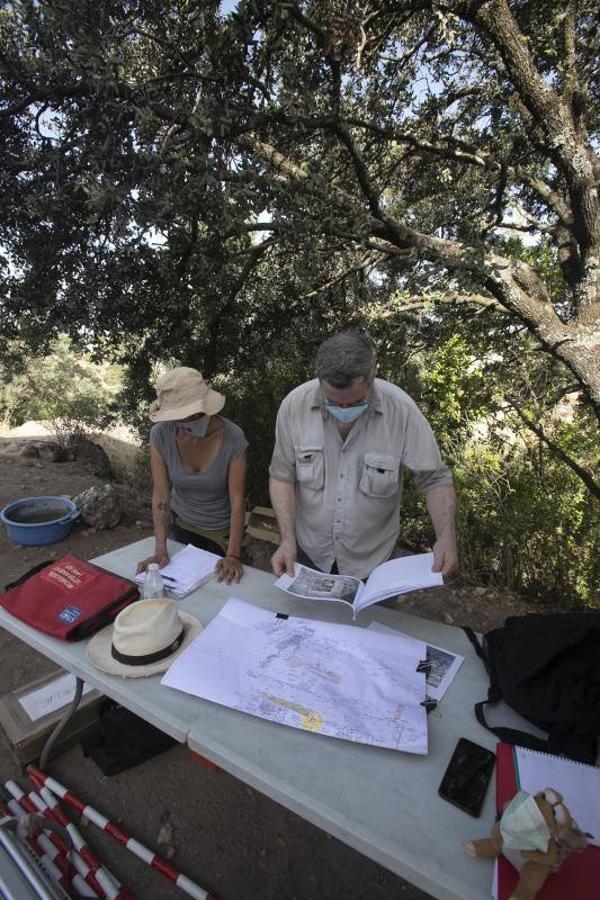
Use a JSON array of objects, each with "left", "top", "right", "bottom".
[
  {"left": 111, "top": 628, "right": 185, "bottom": 666},
  {"left": 474, "top": 699, "right": 561, "bottom": 754},
  {"left": 5, "top": 559, "right": 53, "bottom": 591},
  {"left": 464, "top": 627, "right": 562, "bottom": 757},
  {"left": 463, "top": 626, "right": 491, "bottom": 673}
]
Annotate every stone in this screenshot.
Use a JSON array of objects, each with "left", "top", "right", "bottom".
[
  {"left": 73, "top": 484, "right": 122, "bottom": 529},
  {"left": 71, "top": 438, "right": 113, "bottom": 478},
  {"left": 19, "top": 444, "right": 39, "bottom": 459},
  {"left": 33, "top": 441, "right": 67, "bottom": 462}
]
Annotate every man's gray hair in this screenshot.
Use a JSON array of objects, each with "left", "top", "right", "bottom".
[{"left": 315, "top": 331, "right": 375, "bottom": 388}]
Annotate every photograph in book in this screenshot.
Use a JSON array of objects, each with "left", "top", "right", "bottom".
[
  {"left": 275, "top": 552, "right": 443, "bottom": 619},
  {"left": 285, "top": 568, "right": 361, "bottom": 604}
]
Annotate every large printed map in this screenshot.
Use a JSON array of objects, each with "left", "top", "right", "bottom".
[{"left": 162, "top": 598, "right": 428, "bottom": 753}]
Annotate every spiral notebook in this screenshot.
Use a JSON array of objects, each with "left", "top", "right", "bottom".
[{"left": 496, "top": 743, "right": 600, "bottom": 899}]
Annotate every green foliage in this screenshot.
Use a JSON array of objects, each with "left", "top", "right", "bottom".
[
  {"left": 417, "top": 335, "right": 489, "bottom": 439},
  {"left": 454, "top": 439, "right": 599, "bottom": 606},
  {"left": 216, "top": 356, "right": 313, "bottom": 506},
  {"left": 1, "top": 337, "right": 119, "bottom": 445},
  {"left": 0, "top": 0, "right": 598, "bottom": 609},
  {"left": 501, "top": 237, "right": 567, "bottom": 304}
]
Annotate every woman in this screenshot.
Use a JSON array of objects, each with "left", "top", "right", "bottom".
[{"left": 137, "top": 367, "right": 247, "bottom": 584}]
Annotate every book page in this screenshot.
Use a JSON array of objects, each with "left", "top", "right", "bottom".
[
  {"left": 355, "top": 552, "right": 443, "bottom": 613},
  {"left": 515, "top": 747, "right": 600, "bottom": 846},
  {"left": 274, "top": 564, "right": 363, "bottom": 608}
]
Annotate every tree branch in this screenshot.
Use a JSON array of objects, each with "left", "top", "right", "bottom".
[{"left": 505, "top": 397, "right": 600, "bottom": 499}]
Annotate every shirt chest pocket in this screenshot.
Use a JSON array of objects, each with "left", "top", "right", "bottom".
[
  {"left": 359, "top": 452, "right": 401, "bottom": 498},
  {"left": 295, "top": 446, "right": 325, "bottom": 490}
]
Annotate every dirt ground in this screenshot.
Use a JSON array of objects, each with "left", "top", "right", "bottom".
[{"left": 0, "top": 431, "right": 539, "bottom": 900}]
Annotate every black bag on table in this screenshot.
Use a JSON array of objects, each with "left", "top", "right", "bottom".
[{"left": 465, "top": 612, "right": 600, "bottom": 765}]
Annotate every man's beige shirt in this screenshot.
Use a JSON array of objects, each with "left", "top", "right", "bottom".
[{"left": 269, "top": 378, "right": 453, "bottom": 579}]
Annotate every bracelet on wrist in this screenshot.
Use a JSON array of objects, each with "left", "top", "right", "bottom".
[{"left": 224, "top": 554, "right": 241, "bottom": 561}]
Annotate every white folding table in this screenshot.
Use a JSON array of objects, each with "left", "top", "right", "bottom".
[{"left": 0, "top": 537, "right": 545, "bottom": 900}]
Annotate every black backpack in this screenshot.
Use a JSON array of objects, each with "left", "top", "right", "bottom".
[{"left": 465, "top": 612, "right": 600, "bottom": 765}]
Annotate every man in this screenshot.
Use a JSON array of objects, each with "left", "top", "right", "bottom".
[{"left": 269, "top": 331, "right": 458, "bottom": 580}]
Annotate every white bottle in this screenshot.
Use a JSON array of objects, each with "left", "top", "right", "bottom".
[{"left": 143, "top": 563, "right": 164, "bottom": 599}]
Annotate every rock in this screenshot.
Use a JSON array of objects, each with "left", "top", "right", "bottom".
[
  {"left": 157, "top": 822, "right": 173, "bottom": 846},
  {"left": 35, "top": 441, "right": 67, "bottom": 463},
  {"left": 474, "top": 586, "right": 487, "bottom": 596},
  {"left": 443, "top": 612, "right": 455, "bottom": 625},
  {"left": 19, "top": 444, "right": 40, "bottom": 459},
  {"left": 71, "top": 438, "right": 113, "bottom": 478},
  {"left": 73, "top": 484, "right": 122, "bottom": 529}
]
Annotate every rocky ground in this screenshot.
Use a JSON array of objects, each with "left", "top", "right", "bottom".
[{"left": 0, "top": 427, "right": 540, "bottom": 900}]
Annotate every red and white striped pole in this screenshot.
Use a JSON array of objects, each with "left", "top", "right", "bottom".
[
  {"left": 5, "top": 778, "right": 107, "bottom": 898},
  {"left": 25, "top": 777, "right": 130, "bottom": 900},
  {"left": 28, "top": 765, "right": 216, "bottom": 900},
  {"left": 0, "top": 791, "right": 91, "bottom": 898}
]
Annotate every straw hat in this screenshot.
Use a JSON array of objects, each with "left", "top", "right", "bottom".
[
  {"left": 149, "top": 367, "right": 225, "bottom": 422},
  {"left": 87, "top": 598, "right": 203, "bottom": 678}
]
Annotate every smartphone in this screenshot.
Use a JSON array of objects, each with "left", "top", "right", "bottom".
[{"left": 438, "top": 738, "right": 495, "bottom": 817}]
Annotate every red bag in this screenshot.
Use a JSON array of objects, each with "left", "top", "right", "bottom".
[{"left": 1, "top": 554, "right": 139, "bottom": 640}]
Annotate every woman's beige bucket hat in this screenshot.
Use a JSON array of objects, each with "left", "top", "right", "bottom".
[{"left": 149, "top": 367, "right": 224, "bottom": 422}]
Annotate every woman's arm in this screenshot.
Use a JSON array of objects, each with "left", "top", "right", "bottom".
[
  {"left": 216, "top": 450, "right": 247, "bottom": 584},
  {"left": 136, "top": 443, "right": 172, "bottom": 574}
]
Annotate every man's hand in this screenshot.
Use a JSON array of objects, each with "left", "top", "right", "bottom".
[
  {"left": 271, "top": 538, "right": 297, "bottom": 576},
  {"left": 432, "top": 535, "right": 458, "bottom": 577},
  {"left": 136, "top": 550, "right": 169, "bottom": 575}
]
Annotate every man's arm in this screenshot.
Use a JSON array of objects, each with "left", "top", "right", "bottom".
[
  {"left": 425, "top": 485, "right": 458, "bottom": 577},
  {"left": 269, "top": 477, "right": 297, "bottom": 576}
]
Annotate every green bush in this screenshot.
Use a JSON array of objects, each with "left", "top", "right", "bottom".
[
  {"left": 215, "top": 357, "right": 310, "bottom": 506},
  {"left": 1, "top": 337, "right": 118, "bottom": 445}
]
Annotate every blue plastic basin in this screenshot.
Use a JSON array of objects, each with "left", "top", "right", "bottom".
[{"left": 0, "top": 496, "right": 80, "bottom": 546}]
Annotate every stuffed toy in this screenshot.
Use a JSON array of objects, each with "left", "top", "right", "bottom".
[{"left": 463, "top": 788, "right": 588, "bottom": 900}]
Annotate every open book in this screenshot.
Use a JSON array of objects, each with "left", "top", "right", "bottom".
[
  {"left": 135, "top": 544, "right": 221, "bottom": 598},
  {"left": 274, "top": 552, "right": 443, "bottom": 619}
]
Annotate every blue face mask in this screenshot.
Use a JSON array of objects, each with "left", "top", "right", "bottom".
[
  {"left": 178, "top": 415, "right": 210, "bottom": 437},
  {"left": 325, "top": 401, "right": 368, "bottom": 423}
]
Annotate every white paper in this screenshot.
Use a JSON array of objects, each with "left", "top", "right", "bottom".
[
  {"left": 515, "top": 746, "right": 600, "bottom": 846},
  {"left": 275, "top": 553, "right": 443, "bottom": 619},
  {"left": 368, "top": 622, "right": 464, "bottom": 702},
  {"left": 162, "top": 598, "right": 428, "bottom": 753},
  {"left": 18, "top": 673, "right": 93, "bottom": 722},
  {"left": 136, "top": 544, "right": 220, "bottom": 597},
  {"left": 357, "top": 552, "right": 443, "bottom": 611}
]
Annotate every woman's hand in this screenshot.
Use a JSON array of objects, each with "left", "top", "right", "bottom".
[
  {"left": 215, "top": 555, "right": 243, "bottom": 584},
  {"left": 136, "top": 551, "right": 169, "bottom": 575}
]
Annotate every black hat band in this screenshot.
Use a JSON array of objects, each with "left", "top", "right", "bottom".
[{"left": 111, "top": 628, "right": 185, "bottom": 666}]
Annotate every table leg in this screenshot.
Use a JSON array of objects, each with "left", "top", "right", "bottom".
[{"left": 39, "top": 677, "right": 85, "bottom": 770}]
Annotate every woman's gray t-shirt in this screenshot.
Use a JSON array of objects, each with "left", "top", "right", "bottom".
[{"left": 150, "top": 417, "right": 248, "bottom": 531}]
